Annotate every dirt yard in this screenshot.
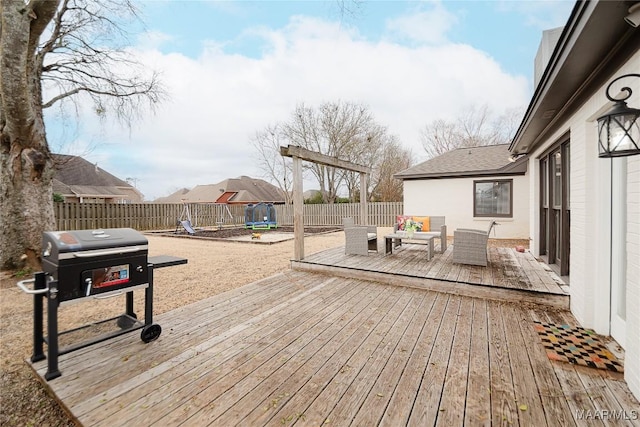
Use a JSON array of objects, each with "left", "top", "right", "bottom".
[{"left": 0, "top": 228, "right": 528, "bottom": 426}]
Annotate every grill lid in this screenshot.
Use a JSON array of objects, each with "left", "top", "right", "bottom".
[{"left": 43, "top": 228, "right": 148, "bottom": 259}]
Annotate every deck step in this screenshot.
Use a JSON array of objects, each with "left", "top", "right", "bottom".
[{"left": 291, "top": 259, "right": 569, "bottom": 309}]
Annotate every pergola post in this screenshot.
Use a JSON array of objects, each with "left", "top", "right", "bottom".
[
  {"left": 280, "top": 145, "right": 371, "bottom": 261},
  {"left": 360, "top": 172, "right": 367, "bottom": 226},
  {"left": 292, "top": 155, "right": 304, "bottom": 260}
]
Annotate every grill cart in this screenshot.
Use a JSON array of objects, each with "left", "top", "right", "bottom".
[{"left": 17, "top": 228, "right": 187, "bottom": 380}]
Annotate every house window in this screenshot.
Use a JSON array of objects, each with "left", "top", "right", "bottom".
[{"left": 474, "top": 179, "right": 512, "bottom": 217}]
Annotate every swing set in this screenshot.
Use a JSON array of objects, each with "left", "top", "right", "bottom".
[{"left": 174, "top": 202, "right": 235, "bottom": 234}]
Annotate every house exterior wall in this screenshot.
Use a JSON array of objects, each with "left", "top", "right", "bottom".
[
  {"left": 525, "top": 52, "right": 640, "bottom": 399},
  {"left": 402, "top": 173, "right": 530, "bottom": 239},
  {"left": 628, "top": 151, "right": 640, "bottom": 401}
]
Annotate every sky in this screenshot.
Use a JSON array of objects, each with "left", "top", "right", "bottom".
[{"left": 44, "top": 0, "right": 575, "bottom": 201}]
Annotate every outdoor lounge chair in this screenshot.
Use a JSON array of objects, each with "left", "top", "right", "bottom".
[
  {"left": 452, "top": 220, "right": 498, "bottom": 267},
  {"left": 343, "top": 217, "right": 378, "bottom": 255}
]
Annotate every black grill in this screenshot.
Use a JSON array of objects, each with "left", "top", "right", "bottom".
[
  {"left": 18, "top": 228, "right": 187, "bottom": 380},
  {"left": 42, "top": 228, "right": 149, "bottom": 301}
]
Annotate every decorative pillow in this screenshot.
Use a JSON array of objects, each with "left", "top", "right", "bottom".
[
  {"left": 413, "top": 216, "right": 430, "bottom": 232},
  {"left": 396, "top": 215, "right": 411, "bottom": 231}
]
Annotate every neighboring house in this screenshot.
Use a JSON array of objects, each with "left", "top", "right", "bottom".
[
  {"left": 154, "top": 176, "right": 285, "bottom": 204},
  {"left": 509, "top": 1, "right": 640, "bottom": 399},
  {"left": 52, "top": 154, "right": 143, "bottom": 203},
  {"left": 394, "top": 144, "right": 529, "bottom": 239},
  {"left": 152, "top": 188, "right": 190, "bottom": 204}
]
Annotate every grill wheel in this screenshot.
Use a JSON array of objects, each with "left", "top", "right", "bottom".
[{"left": 141, "top": 324, "right": 162, "bottom": 343}]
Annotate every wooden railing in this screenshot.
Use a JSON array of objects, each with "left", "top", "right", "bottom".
[{"left": 53, "top": 202, "right": 404, "bottom": 231}]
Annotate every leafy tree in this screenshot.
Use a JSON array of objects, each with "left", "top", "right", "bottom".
[
  {"left": 1, "top": 0, "right": 164, "bottom": 269},
  {"left": 419, "top": 104, "right": 522, "bottom": 159},
  {"left": 304, "top": 191, "right": 324, "bottom": 204}
]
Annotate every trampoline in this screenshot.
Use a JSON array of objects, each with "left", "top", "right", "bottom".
[{"left": 244, "top": 203, "right": 277, "bottom": 229}]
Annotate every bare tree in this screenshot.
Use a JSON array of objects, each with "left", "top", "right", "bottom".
[
  {"left": 369, "top": 137, "right": 412, "bottom": 202},
  {"left": 419, "top": 104, "right": 522, "bottom": 159},
  {"left": 281, "top": 101, "right": 387, "bottom": 203},
  {"left": 341, "top": 123, "right": 388, "bottom": 202},
  {"left": 251, "top": 124, "right": 293, "bottom": 204},
  {"left": 1, "top": 0, "right": 164, "bottom": 269}
]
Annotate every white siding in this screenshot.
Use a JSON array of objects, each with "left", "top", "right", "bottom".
[
  {"left": 627, "top": 154, "right": 640, "bottom": 399},
  {"left": 403, "top": 174, "right": 529, "bottom": 239},
  {"left": 526, "top": 52, "right": 640, "bottom": 399}
]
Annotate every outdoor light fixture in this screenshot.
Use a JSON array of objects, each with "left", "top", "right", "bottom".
[
  {"left": 508, "top": 153, "right": 527, "bottom": 162},
  {"left": 597, "top": 73, "right": 640, "bottom": 158},
  {"left": 625, "top": 2, "right": 640, "bottom": 27}
]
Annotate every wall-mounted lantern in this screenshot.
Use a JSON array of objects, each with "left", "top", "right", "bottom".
[{"left": 598, "top": 73, "right": 640, "bottom": 158}]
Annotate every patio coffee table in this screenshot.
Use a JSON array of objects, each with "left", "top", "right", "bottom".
[{"left": 384, "top": 232, "right": 435, "bottom": 261}]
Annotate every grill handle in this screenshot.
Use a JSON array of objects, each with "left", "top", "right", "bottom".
[
  {"left": 72, "top": 247, "right": 142, "bottom": 258},
  {"left": 17, "top": 278, "right": 49, "bottom": 295}
]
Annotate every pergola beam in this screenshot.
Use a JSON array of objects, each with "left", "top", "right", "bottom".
[
  {"left": 280, "top": 145, "right": 371, "bottom": 174},
  {"left": 280, "top": 145, "right": 371, "bottom": 260}
]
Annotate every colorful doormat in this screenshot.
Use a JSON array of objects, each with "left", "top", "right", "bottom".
[{"left": 533, "top": 321, "right": 624, "bottom": 373}]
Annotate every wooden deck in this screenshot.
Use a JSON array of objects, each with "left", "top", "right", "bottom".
[
  {"left": 292, "top": 245, "right": 570, "bottom": 309},
  {"left": 29, "top": 270, "right": 639, "bottom": 426}
]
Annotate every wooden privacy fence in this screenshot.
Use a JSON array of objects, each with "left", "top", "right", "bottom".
[
  {"left": 53, "top": 202, "right": 404, "bottom": 231},
  {"left": 275, "top": 203, "right": 403, "bottom": 227},
  {"left": 54, "top": 203, "right": 245, "bottom": 231}
]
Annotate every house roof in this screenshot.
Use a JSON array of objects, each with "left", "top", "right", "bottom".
[
  {"left": 52, "top": 154, "right": 142, "bottom": 200},
  {"left": 52, "top": 182, "right": 127, "bottom": 198},
  {"left": 394, "top": 144, "right": 528, "bottom": 180},
  {"left": 152, "top": 188, "right": 191, "bottom": 203},
  {"left": 510, "top": 0, "right": 640, "bottom": 155},
  {"left": 154, "top": 176, "right": 285, "bottom": 203},
  {"left": 53, "top": 154, "right": 129, "bottom": 187},
  {"left": 220, "top": 176, "right": 285, "bottom": 202}
]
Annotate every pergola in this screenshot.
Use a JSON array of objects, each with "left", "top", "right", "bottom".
[{"left": 279, "top": 145, "right": 372, "bottom": 260}]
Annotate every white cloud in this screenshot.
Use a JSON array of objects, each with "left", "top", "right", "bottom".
[
  {"left": 136, "top": 30, "right": 175, "bottom": 50},
  {"left": 495, "top": 0, "right": 574, "bottom": 30},
  {"left": 384, "top": 2, "right": 458, "bottom": 45},
  {"left": 47, "top": 13, "right": 531, "bottom": 201}
]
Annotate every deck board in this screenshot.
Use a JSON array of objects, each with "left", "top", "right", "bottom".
[
  {"left": 298, "top": 288, "right": 417, "bottom": 426},
  {"left": 435, "top": 297, "right": 473, "bottom": 427},
  {"left": 516, "top": 308, "right": 577, "bottom": 427},
  {"left": 378, "top": 292, "right": 448, "bottom": 426},
  {"left": 407, "top": 295, "right": 461, "bottom": 425},
  {"left": 463, "top": 299, "right": 491, "bottom": 426},
  {"left": 501, "top": 303, "right": 549, "bottom": 426},
  {"left": 487, "top": 300, "right": 519, "bottom": 426},
  {"left": 28, "top": 269, "right": 639, "bottom": 426},
  {"left": 347, "top": 290, "right": 431, "bottom": 426}
]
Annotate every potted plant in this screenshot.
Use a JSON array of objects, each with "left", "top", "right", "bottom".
[{"left": 404, "top": 219, "right": 421, "bottom": 238}]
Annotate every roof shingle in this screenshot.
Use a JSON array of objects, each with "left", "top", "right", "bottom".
[
  {"left": 153, "top": 176, "right": 284, "bottom": 203},
  {"left": 395, "top": 144, "right": 527, "bottom": 180}
]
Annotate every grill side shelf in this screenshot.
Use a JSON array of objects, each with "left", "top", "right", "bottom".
[{"left": 149, "top": 255, "right": 188, "bottom": 269}]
